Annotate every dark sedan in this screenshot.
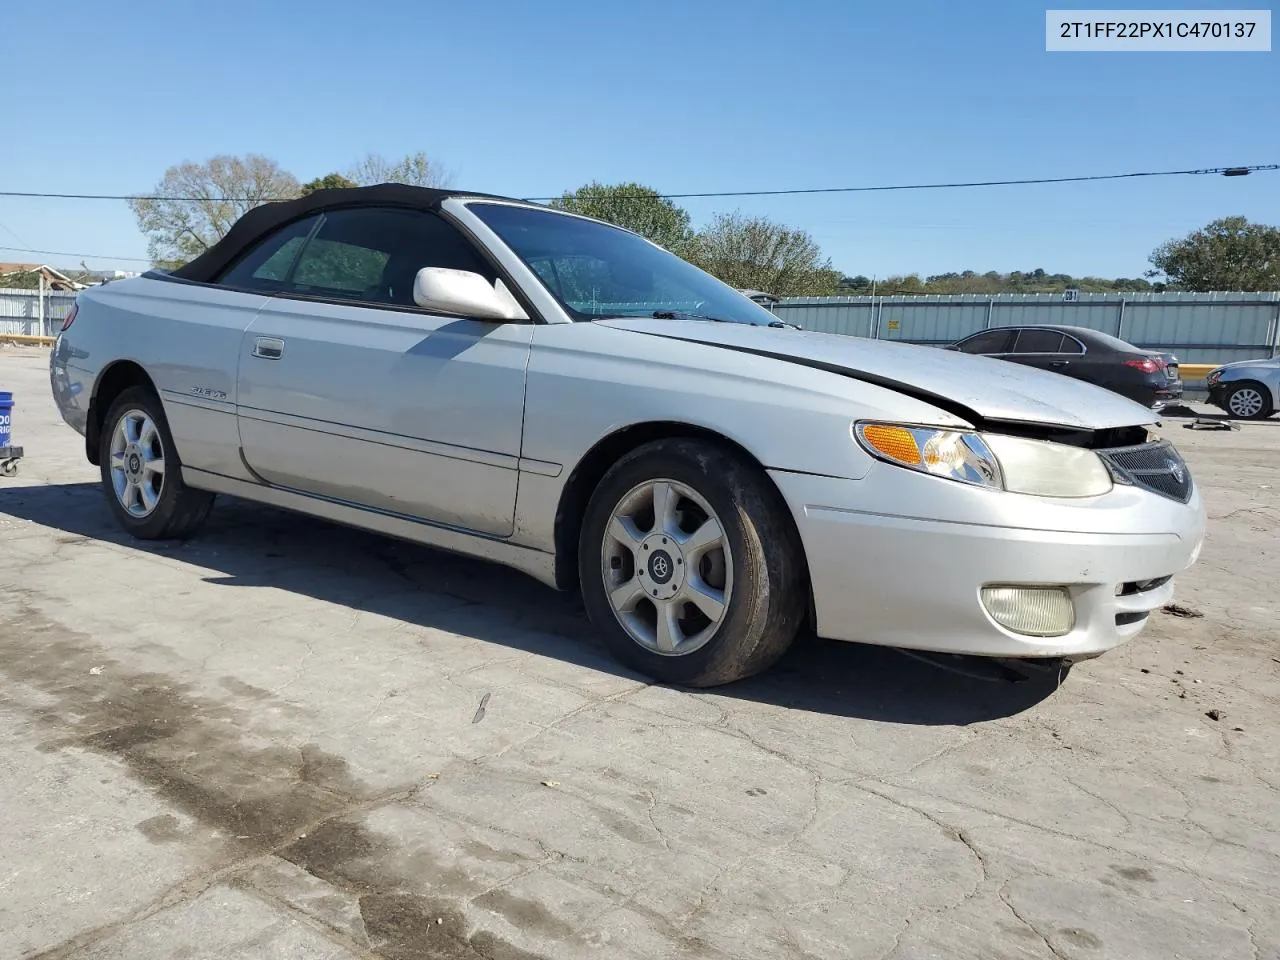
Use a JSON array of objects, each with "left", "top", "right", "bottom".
[{"left": 947, "top": 325, "right": 1183, "bottom": 410}]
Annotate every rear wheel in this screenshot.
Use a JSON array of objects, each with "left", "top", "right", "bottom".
[
  {"left": 578, "top": 438, "right": 806, "bottom": 687},
  {"left": 1223, "top": 382, "right": 1273, "bottom": 420},
  {"left": 99, "top": 387, "right": 215, "bottom": 539}
]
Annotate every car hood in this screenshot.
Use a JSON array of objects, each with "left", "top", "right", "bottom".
[
  {"left": 1214, "top": 358, "right": 1280, "bottom": 372},
  {"left": 598, "top": 317, "right": 1159, "bottom": 431}
]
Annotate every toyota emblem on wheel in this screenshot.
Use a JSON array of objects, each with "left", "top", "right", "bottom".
[{"left": 648, "top": 551, "right": 673, "bottom": 584}]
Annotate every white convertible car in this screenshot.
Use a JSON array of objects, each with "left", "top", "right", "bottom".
[{"left": 50, "top": 185, "right": 1205, "bottom": 686}]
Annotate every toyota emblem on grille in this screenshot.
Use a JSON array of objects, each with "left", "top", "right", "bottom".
[{"left": 1166, "top": 458, "right": 1185, "bottom": 483}]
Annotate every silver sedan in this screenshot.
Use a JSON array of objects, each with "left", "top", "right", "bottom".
[
  {"left": 1205, "top": 358, "right": 1280, "bottom": 420},
  {"left": 50, "top": 185, "right": 1206, "bottom": 686}
]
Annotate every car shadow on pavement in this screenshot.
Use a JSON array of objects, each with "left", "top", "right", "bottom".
[{"left": 0, "top": 482, "right": 1061, "bottom": 725}]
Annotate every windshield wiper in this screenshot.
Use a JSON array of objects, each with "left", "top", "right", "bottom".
[
  {"left": 651, "top": 310, "right": 734, "bottom": 323},
  {"left": 650, "top": 310, "right": 796, "bottom": 329}
]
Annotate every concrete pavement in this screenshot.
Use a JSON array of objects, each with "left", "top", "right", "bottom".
[{"left": 1, "top": 346, "right": 1277, "bottom": 959}]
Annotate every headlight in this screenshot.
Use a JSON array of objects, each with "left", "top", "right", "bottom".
[
  {"left": 854, "top": 424, "right": 1002, "bottom": 489},
  {"left": 855, "top": 423, "right": 1112, "bottom": 498},
  {"left": 1205, "top": 368, "right": 1222, "bottom": 385},
  {"left": 982, "top": 434, "right": 1112, "bottom": 498}
]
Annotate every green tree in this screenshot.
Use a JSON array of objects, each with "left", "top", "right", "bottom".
[
  {"left": 300, "top": 173, "right": 358, "bottom": 195},
  {"left": 850, "top": 270, "right": 1151, "bottom": 296},
  {"left": 837, "top": 274, "right": 873, "bottom": 293},
  {"left": 0, "top": 270, "right": 42, "bottom": 289},
  {"left": 128, "top": 154, "right": 300, "bottom": 268},
  {"left": 549, "top": 181, "right": 696, "bottom": 255},
  {"left": 687, "top": 211, "right": 838, "bottom": 297},
  {"left": 347, "top": 151, "right": 453, "bottom": 188},
  {"left": 1147, "top": 216, "right": 1280, "bottom": 291}
]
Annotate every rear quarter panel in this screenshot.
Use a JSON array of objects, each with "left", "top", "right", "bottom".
[{"left": 53, "top": 277, "right": 269, "bottom": 478}]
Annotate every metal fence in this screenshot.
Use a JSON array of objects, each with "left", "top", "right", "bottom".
[
  {"left": 0, "top": 289, "right": 78, "bottom": 338},
  {"left": 3, "top": 285, "right": 1278, "bottom": 369},
  {"left": 770, "top": 291, "right": 1280, "bottom": 366}
]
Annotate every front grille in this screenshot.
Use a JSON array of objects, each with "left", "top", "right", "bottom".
[{"left": 1099, "top": 440, "right": 1193, "bottom": 503}]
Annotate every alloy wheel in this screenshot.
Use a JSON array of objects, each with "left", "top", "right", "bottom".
[
  {"left": 1227, "top": 387, "right": 1265, "bottom": 418},
  {"left": 601, "top": 478, "right": 733, "bottom": 656},
  {"left": 109, "top": 409, "right": 166, "bottom": 517}
]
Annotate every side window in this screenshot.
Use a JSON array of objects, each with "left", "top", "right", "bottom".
[
  {"left": 285, "top": 207, "right": 495, "bottom": 307},
  {"left": 956, "top": 329, "right": 1013, "bottom": 354},
  {"left": 1060, "top": 335, "right": 1085, "bottom": 355},
  {"left": 216, "top": 215, "right": 320, "bottom": 290},
  {"left": 292, "top": 236, "right": 389, "bottom": 294},
  {"left": 1012, "top": 329, "right": 1065, "bottom": 353}
]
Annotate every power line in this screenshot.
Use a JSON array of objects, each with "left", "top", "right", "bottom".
[
  {"left": 0, "top": 244, "right": 152, "bottom": 263},
  {"left": 0, "top": 162, "right": 1272, "bottom": 264},
  {"left": 527, "top": 164, "right": 1279, "bottom": 201},
  {"left": 0, "top": 164, "right": 1274, "bottom": 205},
  {"left": 0, "top": 218, "right": 32, "bottom": 248}
]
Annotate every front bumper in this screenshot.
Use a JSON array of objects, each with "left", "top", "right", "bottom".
[{"left": 771, "top": 465, "right": 1206, "bottom": 659}]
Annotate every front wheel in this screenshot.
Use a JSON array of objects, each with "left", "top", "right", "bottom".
[
  {"left": 578, "top": 438, "right": 807, "bottom": 687},
  {"left": 1223, "top": 382, "right": 1274, "bottom": 420},
  {"left": 99, "top": 386, "right": 215, "bottom": 539}
]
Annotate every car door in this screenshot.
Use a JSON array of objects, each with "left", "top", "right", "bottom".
[
  {"left": 1049, "top": 332, "right": 1106, "bottom": 385},
  {"left": 234, "top": 206, "right": 533, "bottom": 537},
  {"left": 1006, "top": 328, "right": 1076, "bottom": 375},
  {"left": 139, "top": 215, "right": 322, "bottom": 482}
]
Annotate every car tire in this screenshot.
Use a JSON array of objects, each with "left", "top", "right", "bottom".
[
  {"left": 1223, "top": 381, "right": 1274, "bottom": 420},
  {"left": 578, "top": 438, "right": 807, "bottom": 687},
  {"left": 98, "top": 386, "right": 215, "bottom": 539}
]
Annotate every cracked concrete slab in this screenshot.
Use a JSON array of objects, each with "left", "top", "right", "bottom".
[
  {"left": 66, "top": 885, "right": 362, "bottom": 960},
  {"left": 1, "top": 348, "right": 1278, "bottom": 960}
]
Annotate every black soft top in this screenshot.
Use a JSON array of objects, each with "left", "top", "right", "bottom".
[{"left": 168, "top": 183, "right": 519, "bottom": 283}]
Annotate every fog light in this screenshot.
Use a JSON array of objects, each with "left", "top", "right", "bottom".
[{"left": 981, "top": 585, "right": 1075, "bottom": 637}]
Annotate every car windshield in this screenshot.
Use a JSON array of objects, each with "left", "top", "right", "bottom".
[{"left": 465, "top": 201, "right": 780, "bottom": 325}]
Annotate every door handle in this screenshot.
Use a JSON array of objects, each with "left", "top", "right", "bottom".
[
  {"left": 1048, "top": 360, "right": 1069, "bottom": 367},
  {"left": 252, "top": 337, "right": 285, "bottom": 360}
]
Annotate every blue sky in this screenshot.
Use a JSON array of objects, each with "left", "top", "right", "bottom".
[{"left": 1, "top": 0, "right": 1275, "bottom": 277}]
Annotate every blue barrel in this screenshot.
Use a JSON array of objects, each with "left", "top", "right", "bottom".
[{"left": 0, "top": 391, "right": 11, "bottom": 449}]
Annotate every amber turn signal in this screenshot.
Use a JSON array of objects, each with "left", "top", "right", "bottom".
[{"left": 857, "top": 424, "right": 923, "bottom": 466}]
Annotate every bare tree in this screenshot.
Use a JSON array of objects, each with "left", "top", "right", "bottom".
[
  {"left": 690, "top": 211, "right": 838, "bottom": 296},
  {"left": 346, "top": 151, "right": 454, "bottom": 188},
  {"left": 128, "top": 155, "right": 300, "bottom": 268}
]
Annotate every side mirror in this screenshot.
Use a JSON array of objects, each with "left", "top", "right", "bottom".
[{"left": 413, "top": 268, "right": 529, "bottom": 321}]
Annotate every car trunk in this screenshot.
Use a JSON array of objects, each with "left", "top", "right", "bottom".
[{"left": 1147, "top": 350, "right": 1181, "bottom": 385}]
